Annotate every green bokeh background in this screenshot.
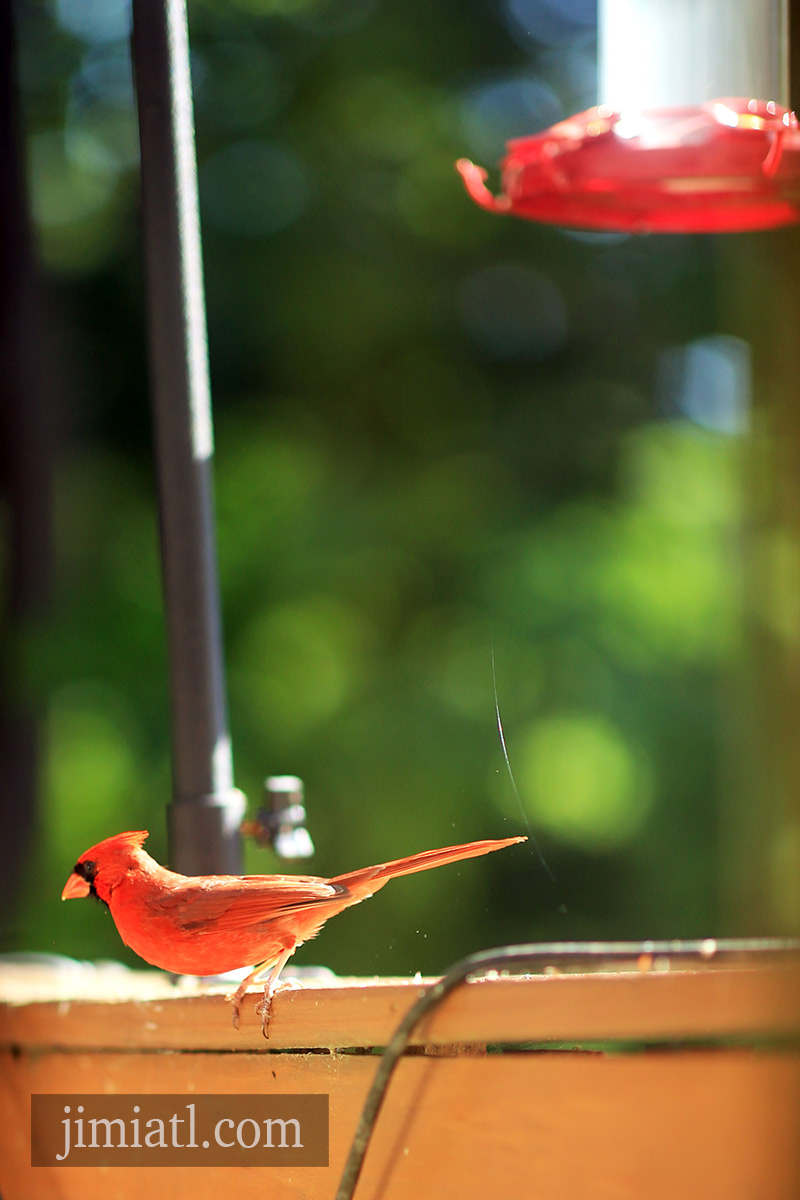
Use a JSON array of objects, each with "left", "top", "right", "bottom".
[{"left": 7, "top": 0, "right": 789, "bottom": 978}]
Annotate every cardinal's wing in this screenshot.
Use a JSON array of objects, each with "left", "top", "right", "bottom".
[{"left": 145, "top": 873, "right": 348, "bottom": 932}]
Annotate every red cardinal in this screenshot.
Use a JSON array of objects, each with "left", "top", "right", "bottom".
[{"left": 62, "top": 830, "right": 525, "bottom": 1032}]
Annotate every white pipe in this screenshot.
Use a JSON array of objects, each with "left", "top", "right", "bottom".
[{"left": 599, "top": 0, "right": 788, "bottom": 111}]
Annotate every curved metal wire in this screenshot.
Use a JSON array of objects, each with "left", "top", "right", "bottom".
[{"left": 335, "top": 937, "right": 800, "bottom": 1200}]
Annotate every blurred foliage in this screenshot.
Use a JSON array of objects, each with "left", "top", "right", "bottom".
[{"left": 5, "top": 0, "right": 780, "bottom": 977}]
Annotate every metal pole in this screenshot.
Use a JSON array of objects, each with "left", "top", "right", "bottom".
[
  {"left": 130, "top": 0, "right": 245, "bottom": 874},
  {"left": 599, "top": 0, "right": 788, "bottom": 110}
]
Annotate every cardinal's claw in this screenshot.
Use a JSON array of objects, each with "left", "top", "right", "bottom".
[
  {"left": 255, "top": 990, "right": 274, "bottom": 1040},
  {"left": 226, "top": 989, "right": 244, "bottom": 1030}
]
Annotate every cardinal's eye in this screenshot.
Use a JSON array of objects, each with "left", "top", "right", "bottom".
[{"left": 75, "top": 860, "right": 97, "bottom": 882}]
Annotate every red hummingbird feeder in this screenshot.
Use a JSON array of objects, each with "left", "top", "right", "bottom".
[
  {"left": 458, "top": 1, "right": 799, "bottom": 235},
  {"left": 457, "top": 98, "right": 800, "bottom": 234}
]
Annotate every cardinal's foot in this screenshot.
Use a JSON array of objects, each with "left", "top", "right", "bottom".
[
  {"left": 226, "top": 986, "right": 247, "bottom": 1031},
  {"left": 255, "top": 988, "right": 275, "bottom": 1040},
  {"left": 254, "top": 979, "right": 300, "bottom": 1040}
]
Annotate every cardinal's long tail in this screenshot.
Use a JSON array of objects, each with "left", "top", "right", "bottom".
[{"left": 332, "top": 836, "right": 526, "bottom": 901}]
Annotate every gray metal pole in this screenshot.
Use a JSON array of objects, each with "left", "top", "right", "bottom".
[
  {"left": 599, "top": 0, "right": 788, "bottom": 110},
  {"left": 131, "top": 0, "right": 245, "bottom": 874}
]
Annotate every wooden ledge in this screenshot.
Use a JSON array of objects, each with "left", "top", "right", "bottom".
[
  {"left": 2, "top": 960, "right": 800, "bottom": 1200},
  {"left": 1, "top": 960, "right": 799, "bottom": 1052}
]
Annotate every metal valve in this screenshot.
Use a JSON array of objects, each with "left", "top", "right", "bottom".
[{"left": 241, "top": 775, "right": 315, "bottom": 860}]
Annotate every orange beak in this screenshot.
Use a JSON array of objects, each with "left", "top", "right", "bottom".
[{"left": 61, "top": 873, "right": 91, "bottom": 900}]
